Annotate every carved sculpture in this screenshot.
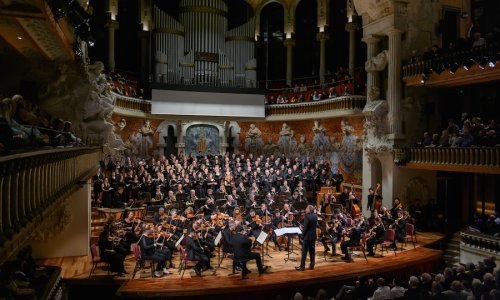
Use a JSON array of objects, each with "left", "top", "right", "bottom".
[{"left": 365, "top": 50, "right": 389, "bottom": 72}]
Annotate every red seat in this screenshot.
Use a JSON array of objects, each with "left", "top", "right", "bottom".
[
  {"left": 347, "top": 234, "right": 368, "bottom": 262},
  {"left": 131, "top": 243, "right": 155, "bottom": 279},
  {"left": 89, "top": 244, "right": 110, "bottom": 278},
  {"left": 178, "top": 244, "right": 200, "bottom": 279},
  {"left": 379, "top": 228, "right": 397, "bottom": 256},
  {"left": 402, "top": 223, "right": 417, "bottom": 249}
]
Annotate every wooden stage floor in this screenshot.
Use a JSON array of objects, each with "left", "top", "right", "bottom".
[{"left": 38, "top": 232, "right": 445, "bottom": 299}]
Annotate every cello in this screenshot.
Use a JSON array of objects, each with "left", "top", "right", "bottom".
[{"left": 350, "top": 183, "right": 361, "bottom": 218}]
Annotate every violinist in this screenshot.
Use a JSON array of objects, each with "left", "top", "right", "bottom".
[
  {"left": 222, "top": 195, "right": 237, "bottom": 216},
  {"left": 184, "top": 206, "right": 196, "bottom": 220},
  {"left": 185, "top": 230, "right": 212, "bottom": 277},
  {"left": 390, "top": 210, "right": 407, "bottom": 250},
  {"left": 230, "top": 221, "right": 269, "bottom": 276},
  {"left": 153, "top": 207, "right": 167, "bottom": 225},
  {"left": 98, "top": 225, "right": 127, "bottom": 276},
  {"left": 198, "top": 197, "right": 215, "bottom": 217},
  {"left": 340, "top": 219, "right": 364, "bottom": 261},
  {"left": 366, "top": 218, "right": 386, "bottom": 256},
  {"left": 138, "top": 226, "right": 171, "bottom": 277},
  {"left": 390, "top": 198, "right": 403, "bottom": 218},
  {"left": 232, "top": 207, "right": 243, "bottom": 222},
  {"left": 122, "top": 211, "right": 141, "bottom": 244},
  {"left": 244, "top": 209, "right": 263, "bottom": 242},
  {"left": 281, "top": 203, "right": 299, "bottom": 227},
  {"left": 321, "top": 218, "right": 343, "bottom": 256},
  {"left": 165, "top": 209, "right": 184, "bottom": 239}
]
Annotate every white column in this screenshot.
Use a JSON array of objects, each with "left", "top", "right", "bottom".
[
  {"left": 284, "top": 38, "right": 295, "bottom": 86},
  {"left": 387, "top": 28, "right": 403, "bottom": 136},
  {"left": 362, "top": 35, "right": 380, "bottom": 102},
  {"left": 106, "top": 20, "right": 119, "bottom": 72},
  {"left": 316, "top": 32, "right": 329, "bottom": 84},
  {"left": 345, "top": 22, "right": 358, "bottom": 77}
]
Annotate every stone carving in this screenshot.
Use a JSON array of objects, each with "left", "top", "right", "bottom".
[
  {"left": 365, "top": 50, "right": 389, "bottom": 72},
  {"left": 312, "top": 120, "right": 328, "bottom": 156},
  {"left": 363, "top": 100, "right": 392, "bottom": 153},
  {"left": 39, "top": 60, "right": 116, "bottom": 147},
  {"left": 353, "top": 0, "right": 393, "bottom": 22},
  {"left": 245, "top": 124, "right": 264, "bottom": 154},
  {"left": 367, "top": 86, "right": 381, "bottom": 102},
  {"left": 32, "top": 200, "right": 71, "bottom": 241}
]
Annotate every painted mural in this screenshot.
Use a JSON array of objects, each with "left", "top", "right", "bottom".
[{"left": 185, "top": 125, "right": 220, "bottom": 156}]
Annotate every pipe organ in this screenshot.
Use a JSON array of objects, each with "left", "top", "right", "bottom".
[{"left": 153, "top": 0, "right": 256, "bottom": 88}]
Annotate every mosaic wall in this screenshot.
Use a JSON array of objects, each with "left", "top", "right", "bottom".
[{"left": 185, "top": 124, "right": 220, "bottom": 155}]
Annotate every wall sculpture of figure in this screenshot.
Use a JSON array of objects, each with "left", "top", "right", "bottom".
[{"left": 245, "top": 124, "right": 264, "bottom": 154}]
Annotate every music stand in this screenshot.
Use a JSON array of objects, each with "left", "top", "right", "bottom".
[
  {"left": 256, "top": 231, "right": 268, "bottom": 264},
  {"left": 275, "top": 227, "right": 302, "bottom": 263}
]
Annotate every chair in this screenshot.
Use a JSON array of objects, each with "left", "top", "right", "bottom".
[
  {"left": 402, "top": 223, "right": 417, "bottom": 250},
  {"left": 347, "top": 234, "right": 368, "bottom": 263},
  {"left": 131, "top": 243, "right": 155, "bottom": 279},
  {"left": 178, "top": 244, "right": 200, "bottom": 279},
  {"left": 89, "top": 244, "right": 110, "bottom": 278},
  {"left": 229, "top": 256, "right": 252, "bottom": 280},
  {"left": 379, "top": 228, "right": 397, "bottom": 256}
]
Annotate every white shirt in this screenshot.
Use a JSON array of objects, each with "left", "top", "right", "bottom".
[{"left": 369, "top": 286, "right": 391, "bottom": 300}]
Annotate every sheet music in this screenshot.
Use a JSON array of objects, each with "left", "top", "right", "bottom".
[
  {"left": 175, "top": 234, "right": 184, "bottom": 248},
  {"left": 214, "top": 231, "right": 222, "bottom": 246},
  {"left": 274, "top": 227, "right": 302, "bottom": 236},
  {"left": 256, "top": 231, "right": 268, "bottom": 245}
]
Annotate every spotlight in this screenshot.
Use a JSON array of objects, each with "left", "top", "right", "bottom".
[
  {"left": 72, "top": 44, "right": 83, "bottom": 56},
  {"left": 463, "top": 58, "right": 475, "bottom": 70},
  {"left": 449, "top": 62, "right": 460, "bottom": 74},
  {"left": 48, "top": 0, "right": 67, "bottom": 19}
]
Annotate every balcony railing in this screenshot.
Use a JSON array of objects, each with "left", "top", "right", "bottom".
[
  {"left": 0, "top": 147, "right": 101, "bottom": 260},
  {"left": 402, "top": 43, "right": 500, "bottom": 87},
  {"left": 265, "top": 95, "right": 366, "bottom": 118},
  {"left": 395, "top": 147, "right": 500, "bottom": 174},
  {"left": 115, "top": 93, "right": 152, "bottom": 113},
  {"left": 460, "top": 230, "right": 500, "bottom": 263},
  {"left": 113, "top": 92, "right": 366, "bottom": 119}
]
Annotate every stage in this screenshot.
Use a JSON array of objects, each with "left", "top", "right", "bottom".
[{"left": 38, "top": 232, "right": 445, "bottom": 299}]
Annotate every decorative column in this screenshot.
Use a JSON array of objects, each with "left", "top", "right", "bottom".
[
  {"left": 387, "top": 28, "right": 403, "bottom": 137},
  {"left": 105, "top": 20, "right": 119, "bottom": 72},
  {"left": 345, "top": 22, "right": 358, "bottom": 77},
  {"left": 175, "top": 121, "right": 185, "bottom": 155},
  {"left": 362, "top": 35, "right": 380, "bottom": 102},
  {"left": 283, "top": 38, "right": 295, "bottom": 87},
  {"left": 316, "top": 32, "right": 329, "bottom": 84}
]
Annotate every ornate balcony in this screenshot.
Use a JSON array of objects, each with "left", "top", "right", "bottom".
[
  {"left": 113, "top": 92, "right": 366, "bottom": 120},
  {"left": 460, "top": 230, "right": 500, "bottom": 263},
  {"left": 0, "top": 147, "right": 101, "bottom": 262},
  {"left": 265, "top": 95, "right": 366, "bottom": 121},
  {"left": 114, "top": 93, "right": 152, "bottom": 117},
  {"left": 394, "top": 147, "right": 500, "bottom": 174},
  {"left": 403, "top": 44, "right": 500, "bottom": 87}
]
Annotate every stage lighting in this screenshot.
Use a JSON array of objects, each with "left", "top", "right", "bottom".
[
  {"left": 449, "top": 62, "right": 460, "bottom": 74},
  {"left": 463, "top": 58, "right": 475, "bottom": 70},
  {"left": 421, "top": 68, "right": 432, "bottom": 84},
  {"left": 48, "top": 0, "right": 67, "bottom": 19}
]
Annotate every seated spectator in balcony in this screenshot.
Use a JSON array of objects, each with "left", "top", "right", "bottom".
[
  {"left": 312, "top": 91, "right": 321, "bottom": 101},
  {"left": 458, "top": 127, "right": 475, "bottom": 147},
  {"left": 484, "top": 130, "right": 498, "bottom": 147},
  {"left": 321, "top": 91, "right": 328, "bottom": 99},
  {"left": 293, "top": 84, "right": 299, "bottom": 93},
  {"left": 423, "top": 44, "right": 442, "bottom": 60},
  {"left": 299, "top": 84, "right": 306, "bottom": 92},
  {"left": 421, "top": 132, "right": 432, "bottom": 147},
  {"left": 428, "top": 134, "right": 440, "bottom": 147},
  {"left": 472, "top": 32, "right": 486, "bottom": 48},
  {"left": 0, "top": 101, "right": 28, "bottom": 150},
  {"left": 298, "top": 94, "right": 304, "bottom": 102},
  {"left": 447, "top": 118, "right": 460, "bottom": 135},
  {"left": 328, "top": 87, "right": 337, "bottom": 98},
  {"left": 2, "top": 98, "right": 30, "bottom": 144},
  {"left": 438, "top": 130, "right": 451, "bottom": 147},
  {"left": 450, "top": 133, "right": 461, "bottom": 147}
]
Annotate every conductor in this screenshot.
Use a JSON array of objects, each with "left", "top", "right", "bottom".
[{"left": 296, "top": 205, "right": 318, "bottom": 271}]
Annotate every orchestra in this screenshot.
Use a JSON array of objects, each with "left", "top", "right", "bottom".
[{"left": 92, "top": 153, "right": 417, "bottom": 278}]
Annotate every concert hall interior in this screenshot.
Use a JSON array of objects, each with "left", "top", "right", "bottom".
[{"left": 1, "top": 0, "right": 500, "bottom": 299}]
